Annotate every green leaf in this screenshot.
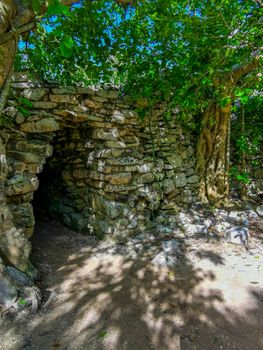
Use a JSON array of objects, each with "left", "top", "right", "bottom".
[
  {"left": 99, "top": 330, "right": 108, "bottom": 338},
  {"left": 53, "top": 26, "right": 63, "bottom": 38},
  {"left": 19, "top": 97, "right": 33, "bottom": 108},
  {"left": 240, "top": 95, "right": 249, "bottom": 104},
  {"left": 47, "top": 0, "right": 71, "bottom": 16},
  {"left": 219, "top": 96, "right": 231, "bottom": 107},
  {"left": 59, "top": 36, "right": 74, "bottom": 57},
  {"left": 31, "top": 0, "right": 41, "bottom": 14}
]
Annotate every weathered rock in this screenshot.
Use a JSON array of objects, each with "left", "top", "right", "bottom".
[
  {"left": 22, "top": 88, "right": 48, "bottom": 101},
  {"left": 7, "top": 151, "right": 41, "bottom": 163},
  {"left": 183, "top": 223, "right": 208, "bottom": 236},
  {"left": 162, "top": 239, "right": 180, "bottom": 255},
  {"left": 6, "top": 266, "right": 31, "bottom": 286},
  {"left": 225, "top": 226, "right": 250, "bottom": 246},
  {"left": 174, "top": 173, "right": 187, "bottom": 187},
  {"left": 106, "top": 173, "right": 132, "bottom": 185},
  {"left": 187, "top": 175, "right": 199, "bottom": 184},
  {"left": 245, "top": 209, "right": 258, "bottom": 219},
  {"left": 256, "top": 205, "right": 263, "bottom": 217},
  {"left": 49, "top": 94, "right": 77, "bottom": 103},
  {"left": 31, "top": 101, "right": 57, "bottom": 109},
  {"left": 0, "top": 264, "right": 18, "bottom": 307},
  {"left": 137, "top": 173, "right": 155, "bottom": 184},
  {"left": 6, "top": 174, "right": 39, "bottom": 196},
  {"left": 163, "top": 179, "right": 175, "bottom": 194},
  {"left": 20, "top": 118, "right": 59, "bottom": 133},
  {"left": 151, "top": 252, "right": 177, "bottom": 268},
  {"left": 167, "top": 155, "right": 182, "bottom": 168},
  {"left": 97, "top": 90, "right": 119, "bottom": 99}
]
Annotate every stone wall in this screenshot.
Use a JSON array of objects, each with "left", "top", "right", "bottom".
[{"left": 0, "top": 72, "right": 199, "bottom": 274}]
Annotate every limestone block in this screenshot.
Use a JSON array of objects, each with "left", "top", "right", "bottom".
[
  {"left": 85, "top": 179, "right": 105, "bottom": 189},
  {"left": 52, "top": 87, "right": 76, "bottom": 94},
  {"left": 31, "top": 101, "right": 57, "bottom": 109},
  {"left": 111, "top": 110, "right": 137, "bottom": 124},
  {"left": 84, "top": 99, "right": 102, "bottom": 109},
  {"left": 167, "top": 154, "right": 182, "bottom": 168},
  {"left": 187, "top": 174, "right": 199, "bottom": 184},
  {"left": 163, "top": 178, "right": 176, "bottom": 194},
  {"left": 136, "top": 173, "right": 155, "bottom": 184},
  {"left": 174, "top": 173, "right": 187, "bottom": 188},
  {"left": 89, "top": 171, "right": 107, "bottom": 181},
  {"left": 97, "top": 90, "right": 119, "bottom": 99},
  {"left": 104, "top": 201, "right": 129, "bottom": 219},
  {"left": 106, "top": 173, "right": 132, "bottom": 185},
  {"left": 92, "top": 96, "right": 108, "bottom": 102},
  {"left": 94, "top": 162, "right": 120, "bottom": 174},
  {"left": 12, "top": 72, "right": 29, "bottom": 82},
  {"left": 123, "top": 165, "right": 138, "bottom": 172},
  {"left": 7, "top": 140, "right": 53, "bottom": 157},
  {"left": 50, "top": 94, "right": 77, "bottom": 103},
  {"left": 119, "top": 156, "right": 138, "bottom": 165},
  {"left": 11, "top": 82, "right": 36, "bottom": 89},
  {"left": 22, "top": 88, "right": 48, "bottom": 101},
  {"left": 7, "top": 192, "right": 34, "bottom": 205},
  {"left": 9, "top": 203, "right": 35, "bottom": 231},
  {"left": 104, "top": 183, "right": 136, "bottom": 193},
  {"left": 91, "top": 128, "right": 119, "bottom": 140},
  {"left": 7, "top": 151, "right": 41, "bottom": 164},
  {"left": 20, "top": 118, "right": 59, "bottom": 133},
  {"left": 6, "top": 174, "right": 39, "bottom": 196},
  {"left": 138, "top": 163, "right": 154, "bottom": 174},
  {"left": 72, "top": 168, "right": 89, "bottom": 179},
  {"left": 105, "top": 141, "right": 127, "bottom": 149}
]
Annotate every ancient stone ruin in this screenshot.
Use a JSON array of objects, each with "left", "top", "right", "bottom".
[
  {"left": 0, "top": 72, "right": 199, "bottom": 277},
  {"left": 0, "top": 73, "right": 262, "bottom": 307}
]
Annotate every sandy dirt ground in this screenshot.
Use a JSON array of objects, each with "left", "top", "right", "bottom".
[{"left": 0, "top": 218, "right": 263, "bottom": 350}]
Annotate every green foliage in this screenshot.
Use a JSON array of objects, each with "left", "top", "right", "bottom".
[
  {"left": 230, "top": 96, "right": 263, "bottom": 185},
  {"left": 16, "top": 1, "right": 262, "bottom": 106},
  {"left": 229, "top": 166, "right": 251, "bottom": 184},
  {"left": 17, "top": 96, "right": 33, "bottom": 117},
  {"left": 14, "top": 0, "right": 262, "bottom": 162},
  {"left": 98, "top": 330, "right": 108, "bottom": 338},
  {"left": 17, "top": 298, "right": 28, "bottom": 306}
]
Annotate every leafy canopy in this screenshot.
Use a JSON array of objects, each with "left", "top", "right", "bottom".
[{"left": 16, "top": 0, "right": 262, "bottom": 116}]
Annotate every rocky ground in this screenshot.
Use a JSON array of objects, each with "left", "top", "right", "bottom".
[{"left": 0, "top": 204, "right": 263, "bottom": 350}]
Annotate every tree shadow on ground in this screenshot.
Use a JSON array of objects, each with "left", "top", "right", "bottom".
[{"left": 1, "top": 220, "right": 263, "bottom": 350}]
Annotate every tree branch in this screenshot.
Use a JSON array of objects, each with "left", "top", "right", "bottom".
[
  {"left": 0, "top": 21, "right": 35, "bottom": 45},
  {"left": 231, "top": 55, "right": 262, "bottom": 83}
]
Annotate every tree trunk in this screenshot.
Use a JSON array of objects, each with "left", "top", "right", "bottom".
[
  {"left": 240, "top": 104, "right": 247, "bottom": 199},
  {"left": 196, "top": 101, "right": 231, "bottom": 206}
]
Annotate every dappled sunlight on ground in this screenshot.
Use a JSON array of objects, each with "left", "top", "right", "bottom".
[{"left": 0, "top": 220, "right": 263, "bottom": 350}]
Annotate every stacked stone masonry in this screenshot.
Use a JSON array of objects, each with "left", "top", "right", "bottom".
[{"left": 0, "top": 72, "right": 199, "bottom": 273}]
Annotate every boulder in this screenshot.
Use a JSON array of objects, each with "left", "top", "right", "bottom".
[
  {"left": 225, "top": 226, "right": 249, "bottom": 246},
  {"left": 162, "top": 239, "right": 180, "bottom": 255},
  {"left": 151, "top": 252, "right": 177, "bottom": 268},
  {"left": 256, "top": 205, "right": 263, "bottom": 218}
]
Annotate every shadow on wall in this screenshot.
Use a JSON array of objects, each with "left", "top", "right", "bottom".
[{"left": 1, "top": 220, "right": 263, "bottom": 350}]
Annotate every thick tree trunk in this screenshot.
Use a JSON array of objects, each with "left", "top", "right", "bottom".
[{"left": 196, "top": 101, "right": 231, "bottom": 206}]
